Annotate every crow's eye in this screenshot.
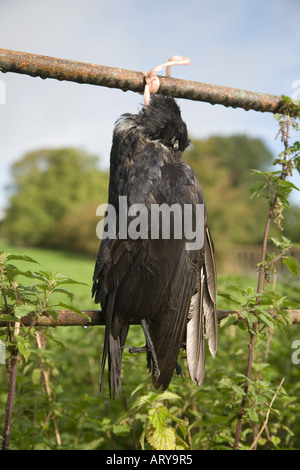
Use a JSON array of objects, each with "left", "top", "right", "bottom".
[{"left": 173, "top": 138, "right": 179, "bottom": 150}]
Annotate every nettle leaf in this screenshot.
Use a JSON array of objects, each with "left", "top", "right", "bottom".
[
  {"left": 257, "top": 312, "right": 276, "bottom": 330},
  {"left": 17, "top": 336, "right": 30, "bottom": 361},
  {"left": 16, "top": 269, "right": 40, "bottom": 280},
  {"left": 0, "top": 314, "right": 17, "bottom": 322},
  {"left": 6, "top": 254, "right": 39, "bottom": 264},
  {"left": 148, "top": 406, "right": 168, "bottom": 432},
  {"left": 30, "top": 271, "right": 51, "bottom": 283},
  {"left": 166, "top": 412, "right": 188, "bottom": 439},
  {"left": 130, "top": 394, "right": 153, "bottom": 411},
  {"left": 218, "top": 377, "right": 244, "bottom": 396},
  {"left": 218, "top": 292, "right": 241, "bottom": 305},
  {"left": 250, "top": 169, "right": 267, "bottom": 176},
  {"left": 146, "top": 425, "right": 176, "bottom": 450},
  {"left": 112, "top": 423, "right": 131, "bottom": 437},
  {"left": 279, "top": 180, "right": 300, "bottom": 192},
  {"left": 146, "top": 405, "right": 179, "bottom": 450},
  {"left": 247, "top": 408, "right": 259, "bottom": 423},
  {"left": 270, "top": 236, "right": 291, "bottom": 250},
  {"left": 250, "top": 180, "right": 268, "bottom": 199},
  {"left": 57, "top": 302, "right": 91, "bottom": 321},
  {"left": 53, "top": 287, "right": 74, "bottom": 300},
  {"left": 52, "top": 273, "right": 87, "bottom": 286},
  {"left": 42, "top": 330, "right": 66, "bottom": 349},
  {"left": 14, "top": 303, "right": 34, "bottom": 318},
  {"left": 153, "top": 390, "right": 182, "bottom": 403},
  {"left": 283, "top": 256, "right": 299, "bottom": 277},
  {"left": 2, "top": 264, "right": 19, "bottom": 283},
  {"left": 220, "top": 313, "right": 239, "bottom": 329}
]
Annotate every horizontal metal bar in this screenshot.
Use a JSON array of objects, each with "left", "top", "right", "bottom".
[
  {"left": 0, "top": 309, "right": 299, "bottom": 327},
  {"left": 0, "top": 48, "right": 285, "bottom": 114}
]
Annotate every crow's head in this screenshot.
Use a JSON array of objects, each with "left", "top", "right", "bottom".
[{"left": 138, "top": 94, "right": 189, "bottom": 159}]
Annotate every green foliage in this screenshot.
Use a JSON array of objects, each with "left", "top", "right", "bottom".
[
  {"left": 2, "top": 148, "right": 109, "bottom": 254},
  {"left": 0, "top": 250, "right": 89, "bottom": 449},
  {"left": 0, "top": 250, "right": 88, "bottom": 358},
  {"left": 226, "top": 111, "right": 300, "bottom": 449},
  {"left": 129, "top": 390, "right": 189, "bottom": 450},
  {"left": 0, "top": 247, "right": 299, "bottom": 450}
]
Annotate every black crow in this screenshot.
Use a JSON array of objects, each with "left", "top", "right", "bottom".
[{"left": 92, "top": 94, "right": 217, "bottom": 398}]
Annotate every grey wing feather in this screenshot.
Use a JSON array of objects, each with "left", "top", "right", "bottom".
[
  {"left": 186, "top": 266, "right": 206, "bottom": 386},
  {"left": 204, "top": 226, "right": 218, "bottom": 357},
  {"left": 186, "top": 226, "right": 217, "bottom": 386}
]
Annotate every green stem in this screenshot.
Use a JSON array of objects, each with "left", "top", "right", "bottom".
[
  {"left": 2, "top": 349, "right": 18, "bottom": 450},
  {"left": 233, "top": 202, "right": 274, "bottom": 450},
  {"left": 233, "top": 113, "right": 290, "bottom": 450}
]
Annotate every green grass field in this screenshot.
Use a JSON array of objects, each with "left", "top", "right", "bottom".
[{"left": 0, "top": 240, "right": 97, "bottom": 309}]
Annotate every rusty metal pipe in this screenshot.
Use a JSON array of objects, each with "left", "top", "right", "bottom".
[
  {"left": 0, "top": 48, "right": 285, "bottom": 113},
  {"left": 0, "top": 309, "right": 299, "bottom": 327}
]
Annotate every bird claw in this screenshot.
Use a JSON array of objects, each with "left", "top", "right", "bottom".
[
  {"left": 140, "top": 319, "right": 160, "bottom": 380},
  {"left": 175, "top": 362, "right": 184, "bottom": 382},
  {"left": 145, "top": 350, "right": 160, "bottom": 379},
  {"left": 122, "top": 344, "right": 160, "bottom": 378},
  {"left": 122, "top": 319, "right": 161, "bottom": 381},
  {"left": 122, "top": 345, "right": 147, "bottom": 354},
  {"left": 153, "top": 365, "right": 160, "bottom": 379}
]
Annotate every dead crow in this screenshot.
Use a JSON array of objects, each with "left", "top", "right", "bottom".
[{"left": 92, "top": 94, "right": 217, "bottom": 398}]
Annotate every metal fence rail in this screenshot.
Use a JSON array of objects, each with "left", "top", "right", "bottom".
[
  {"left": 0, "top": 309, "right": 299, "bottom": 327},
  {"left": 0, "top": 48, "right": 285, "bottom": 113}
]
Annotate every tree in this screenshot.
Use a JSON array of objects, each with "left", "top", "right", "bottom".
[{"left": 2, "top": 148, "right": 109, "bottom": 251}]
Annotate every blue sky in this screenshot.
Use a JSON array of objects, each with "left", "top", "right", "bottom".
[{"left": 0, "top": 0, "right": 299, "bottom": 212}]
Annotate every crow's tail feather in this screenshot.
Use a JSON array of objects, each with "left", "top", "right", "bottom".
[{"left": 98, "top": 293, "right": 129, "bottom": 399}]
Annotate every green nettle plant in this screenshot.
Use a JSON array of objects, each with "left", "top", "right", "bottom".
[
  {"left": 230, "top": 109, "right": 300, "bottom": 449},
  {"left": 0, "top": 254, "right": 87, "bottom": 450},
  {"left": 0, "top": 102, "right": 299, "bottom": 451}
]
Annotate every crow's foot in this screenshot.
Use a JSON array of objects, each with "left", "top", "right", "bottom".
[
  {"left": 175, "top": 362, "right": 184, "bottom": 381},
  {"left": 121, "top": 320, "right": 160, "bottom": 380},
  {"left": 141, "top": 319, "right": 160, "bottom": 379},
  {"left": 122, "top": 345, "right": 147, "bottom": 354}
]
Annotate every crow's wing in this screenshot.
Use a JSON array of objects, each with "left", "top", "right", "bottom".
[{"left": 101, "top": 147, "right": 206, "bottom": 391}]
